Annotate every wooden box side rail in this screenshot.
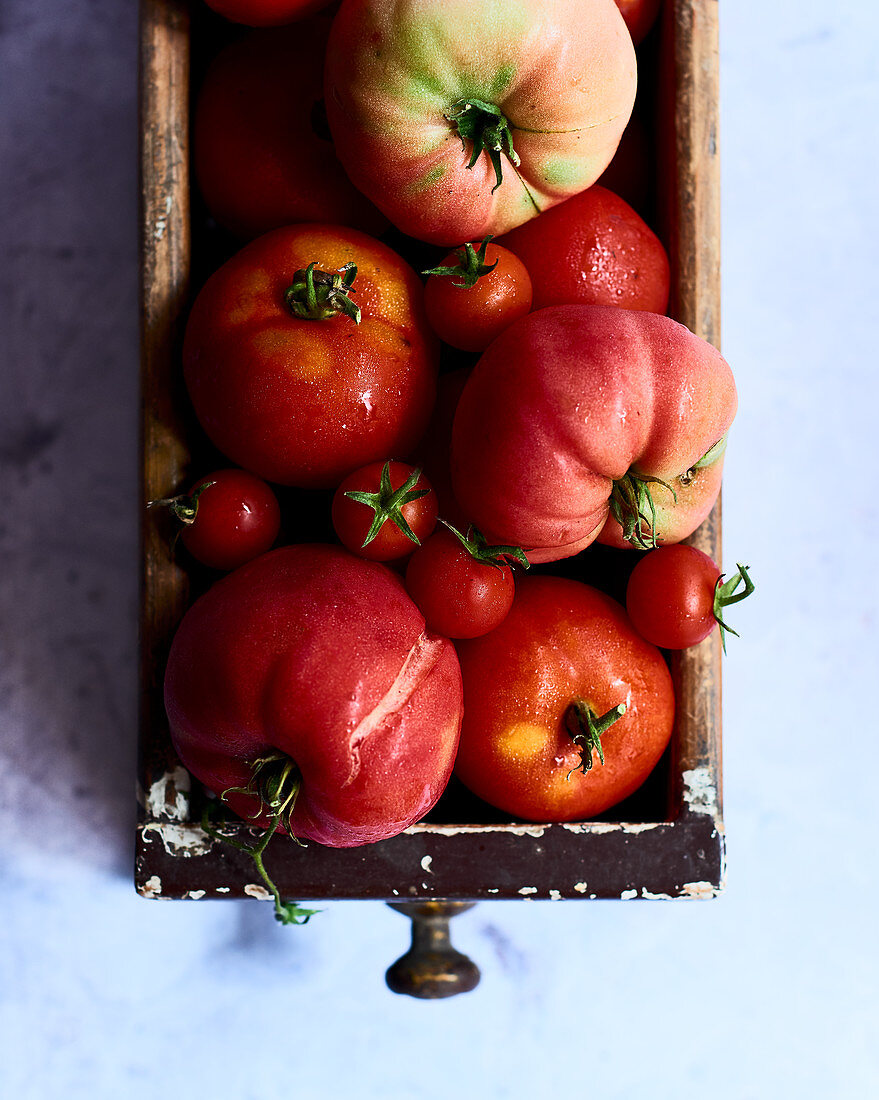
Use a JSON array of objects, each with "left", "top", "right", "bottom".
[{"left": 137, "top": 0, "right": 724, "bottom": 903}]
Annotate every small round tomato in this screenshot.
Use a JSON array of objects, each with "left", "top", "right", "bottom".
[
  {"left": 454, "top": 575, "right": 675, "bottom": 821},
  {"left": 405, "top": 525, "right": 528, "bottom": 639},
  {"left": 332, "top": 461, "right": 438, "bottom": 562},
  {"left": 626, "top": 545, "right": 755, "bottom": 651},
  {"left": 423, "top": 238, "right": 532, "bottom": 352},
  {"left": 158, "top": 469, "right": 281, "bottom": 571},
  {"left": 204, "top": 0, "right": 333, "bottom": 27}
]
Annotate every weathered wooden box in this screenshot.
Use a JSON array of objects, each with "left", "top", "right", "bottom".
[{"left": 137, "top": 0, "right": 725, "bottom": 927}]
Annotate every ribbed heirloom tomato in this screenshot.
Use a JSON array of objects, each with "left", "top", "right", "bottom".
[
  {"left": 183, "top": 225, "right": 438, "bottom": 489},
  {"left": 454, "top": 575, "right": 675, "bottom": 821},
  {"left": 325, "top": 0, "right": 637, "bottom": 244},
  {"left": 451, "top": 304, "right": 737, "bottom": 562}
]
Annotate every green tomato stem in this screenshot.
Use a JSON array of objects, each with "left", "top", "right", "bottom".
[
  {"left": 608, "top": 472, "right": 677, "bottom": 549},
  {"left": 713, "top": 563, "right": 755, "bottom": 654},
  {"left": 445, "top": 98, "right": 520, "bottom": 194},
  {"left": 422, "top": 236, "right": 499, "bottom": 289},
  {"left": 199, "top": 752, "right": 320, "bottom": 926},
  {"left": 438, "top": 519, "right": 529, "bottom": 570},
  {"left": 285, "top": 261, "right": 361, "bottom": 324},
  {"left": 344, "top": 461, "right": 431, "bottom": 548},
  {"left": 565, "top": 700, "right": 627, "bottom": 778}
]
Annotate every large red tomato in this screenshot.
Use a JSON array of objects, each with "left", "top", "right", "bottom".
[
  {"left": 324, "top": 0, "right": 637, "bottom": 244},
  {"left": 183, "top": 225, "right": 438, "bottom": 489},
  {"left": 454, "top": 575, "right": 674, "bottom": 821},
  {"left": 164, "top": 544, "right": 464, "bottom": 848},
  {"left": 451, "top": 305, "right": 737, "bottom": 562},
  {"left": 496, "top": 185, "right": 669, "bottom": 314},
  {"left": 194, "top": 23, "right": 386, "bottom": 240}
]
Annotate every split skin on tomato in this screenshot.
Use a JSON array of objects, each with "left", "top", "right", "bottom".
[
  {"left": 324, "top": 0, "right": 637, "bottom": 244},
  {"left": 626, "top": 544, "right": 755, "bottom": 650},
  {"left": 423, "top": 238, "right": 533, "bottom": 352},
  {"left": 203, "top": 0, "right": 335, "bottom": 27},
  {"left": 332, "top": 460, "right": 438, "bottom": 562},
  {"left": 194, "top": 21, "right": 386, "bottom": 240},
  {"left": 183, "top": 225, "right": 438, "bottom": 489},
  {"left": 451, "top": 304, "right": 737, "bottom": 562},
  {"left": 454, "top": 575, "right": 675, "bottom": 821},
  {"left": 168, "top": 469, "right": 281, "bottom": 571},
  {"left": 496, "top": 184, "right": 669, "bottom": 314},
  {"left": 405, "top": 525, "right": 526, "bottom": 639},
  {"left": 164, "top": 544, "right": 464, "bottom": 848}
]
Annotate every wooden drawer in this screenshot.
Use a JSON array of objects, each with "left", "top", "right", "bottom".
[{"left": 137, "top": 0, "right": 724, "bottom": 916}]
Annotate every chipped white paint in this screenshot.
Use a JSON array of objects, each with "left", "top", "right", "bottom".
[
  {"left": 561, "top": 821, "right": 663, "bottom": 835},
  {"left": 145, "top": 766, "right": 191, "bottom": 822},
  {"left": 518, "top": 887, "right": 538, "bottom": 896},
  {"left": 549, "top": 890, "right": 562, "bottom": 901},
  {"left": 392, "top": 889, "right": 399, "bottom": 896},
  {"left": 141, "top": 875, "right": 163, "bottom": 899},
  {"left": 153, "top": 194, "right": 173, "bottom": 241},
  {"left": 487, "top": 888, "right": 499, "bottom": 894},
  {"left": 185, "top": 890, "right": 206, "bottom": 900},
  {"left": 680, "top": 880, "right": 720, "bottom": 899},
  {"left": 681, "top": 766, "right": 719, "bottom": 817},
  {"left": 140, "top": 822, "right": 214, "bottom": 858},
  {"left": 620, "top": 889, "right": 638, "bottom": 900},
  {"left": 215, "top": 887, "right": 230, "bottom": 894},
  {"left": 573, "top": 882, "right": 588, "bottom": 894},
  {"left": 420, "top": 855, "right": 433, "bottom": 874},
  {"left": 244, "top": 884, "right": 272, "bottom": 901},
  {"left": 640, "top": 888, "right": 676, "bottom": 900},
  {"left": 407, "top": 822, "right": 546, "bottom": 838}
]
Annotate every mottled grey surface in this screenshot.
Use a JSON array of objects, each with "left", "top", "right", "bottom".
[
  {"left": 1, "top": 1, "right": 138, "bottom": 874},
  {"left": 2, "top": 1, "right": 878, "bottom": 1098}
]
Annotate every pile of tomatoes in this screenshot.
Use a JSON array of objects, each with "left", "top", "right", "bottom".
[{"left": 158, "top": 0, "right": 751, "bottom": 921}]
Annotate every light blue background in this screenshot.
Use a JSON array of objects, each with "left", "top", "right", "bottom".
[{"left": 2, "top": 1, "right": 877, "bottom": 1096}]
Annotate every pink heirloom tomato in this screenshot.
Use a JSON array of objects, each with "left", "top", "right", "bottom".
[
  {"left": 451, "top": 305, "right": 737, "bottom": 562},
  {"left": 164, "top": 545, "right": 463, "bottom": 850},
  {"left": 325, "top": 0, "right": 637, "bottom": 244}
]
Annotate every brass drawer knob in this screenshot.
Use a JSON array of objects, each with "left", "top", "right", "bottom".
[{"left": 385, "top": 901, "right": 480, "bottom": 999}]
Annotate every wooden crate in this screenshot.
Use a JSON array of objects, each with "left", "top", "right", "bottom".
[{"left": 137, "top": 0, "right": 724, "bottom": 913}]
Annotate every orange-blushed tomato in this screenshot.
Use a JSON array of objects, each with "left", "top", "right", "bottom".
[
  {"left": 332, "top": 461, "right": 438, "bottom": 562},
  {"left": 423, "top": 238, "right": 532, "bottom": 352},
  {"left": 454, "top": 575, "right": 675, "bottom": 821},
  {"left": 183, "top": 225, "right": 438, "bottom": 489}
]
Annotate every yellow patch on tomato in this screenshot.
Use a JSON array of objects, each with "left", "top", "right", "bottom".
[{"left": 500, "top": 722, "right": 549, "bottom": 762}]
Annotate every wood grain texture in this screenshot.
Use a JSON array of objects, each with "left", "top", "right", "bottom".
[
  {"left": 138, "top": 0, "right": 193, "bottom": 805},
  {"left": 137, "top": 0, "right": 725, "bottom": 898}
]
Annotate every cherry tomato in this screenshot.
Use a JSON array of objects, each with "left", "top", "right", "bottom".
[
  {"left": 626, "top": 545, "right": 755, "bottom": 650},
  {"left": 332, "top": 461, "right": 438, "bottom": 562},
  {"left": 454, "top": 575, "right": 675, "bottom": 821},
  {"left": 158, "top": 469, "right": 281, "bottom": 571},
  {"left": 423, "top": 238, "right": 532, "bottom": 352},
  {"left": 405, "top": 525, "right": 528, "bottom": 639},
  {"left": 204, "top": 0, "right": 333, "bottom": 27}
]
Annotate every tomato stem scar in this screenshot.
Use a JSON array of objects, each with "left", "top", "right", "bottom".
[
  {"left": 285, "top": 261, "right": 361, "bottom": 324},
  {"left": 445, "top": 99, "right": 520, "bottom": 193},
  {"left": 609, "top": 471, "right": 677, "bottom": 549}
]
